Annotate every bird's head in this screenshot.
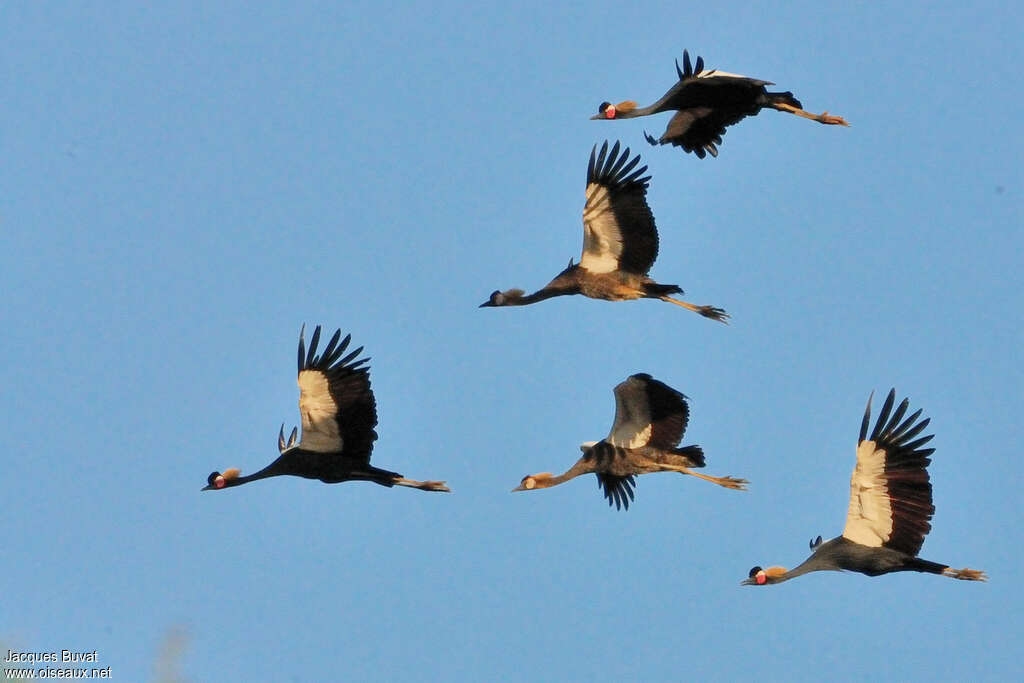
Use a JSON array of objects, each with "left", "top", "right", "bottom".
[
  {"left": 741, "top": 565, "right": 788, "bottom": 586},
  {"left": 512, "top": 472, "right": 554, "bottom": 492},
  {"left": 479, "top": 289, "right": 524, "bottom": 308},
  {"left": 578, "top": 441, "right": 598, "bottom": 453},
  {"left": 590, "top": 101, "right": 637, "bottom": 120},
  {"left": 202, "top": 468, "right": 241, "bottom": 491}
]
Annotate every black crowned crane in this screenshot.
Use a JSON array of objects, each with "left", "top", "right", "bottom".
[
  {"left": 591, "top": 50, "right": 848, "bottom": 158},
  {"left": 743, "top": 389, "right": 985, "bottom": 585},
  {"left": 203, "top": 325, "right": 450, "bottom": 493},
  {"left": 513, "top": 374, "right": 747, "bottom": 510},
  {"left": 480, "top": 141, "right": 728, "bottom": 322}
]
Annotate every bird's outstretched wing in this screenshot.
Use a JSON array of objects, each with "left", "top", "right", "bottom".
[
  {"left": 295, "top": 325, "right": 379, "bottom": 462},
  {"left": 607, "top": 374, "right": 688, "bottom": 450},
  {"left": 647, "top": 108, "right": 736, "bottom": 158},
  {"left": 596, "top": 473, "right": 636, "bottom": 511},
  {"left": 649, "top": 50, "right": 772, "bottom": 158},
  {"left": 842, "top": 389, "right": 935, "bottom": 556},
  {"left": 580, "top": 140, "right": 657, "bottom": 276}
]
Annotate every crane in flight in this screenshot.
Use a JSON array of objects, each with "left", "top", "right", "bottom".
[
  {"left": 592, "top": 50, "right": 848, "bottom": 158},
  {"left": 513, "top": 374, "right": 747, "bottom": 510},
  {"left": 203, "top": 326, "right": 450, "bottom": 494},
  {"left": 743, "top": 389, "right": 985, "bottom": 585},
  {"left": 481, "top": 140, "right": 728, "bottom": 322}
]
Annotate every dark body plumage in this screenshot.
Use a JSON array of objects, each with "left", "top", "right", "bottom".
[
  {"left": 481, "top": 141, "right": 727, "bottom": 321},
  {"left": 592, "top": 50, "right": 848, "bottom": 158},
  {"left": 513, "top": 374, "right": 746, "bottom": 510},
  {"left": 743, "top": 389, "right": 985, "bottom": 585},
  {"left": 202, "top": 326, "right": 449, "bottom": 493}
]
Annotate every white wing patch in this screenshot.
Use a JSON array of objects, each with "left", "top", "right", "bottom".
[
  {"left": 610, "top": 423, "right": 652, "bottom": 449},
  {"left": 580, "top": 182, "right": 622, "bottom": 274},
  {"left": 607, "top": 378, "right": 653, "bottom": 448},
  {"left": 297, "top": 369, "right": 343, "bottom": 452},
  {"left": 697, "top": 69, "right": 752, "bottom": 80},
  {"left": 842, "top": 440, "right": 894, "bottom": 548}
]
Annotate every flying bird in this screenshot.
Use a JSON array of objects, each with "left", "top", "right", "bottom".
[
  {"left": 480, "top": 140, "right": 728, "bottom": 322},
  {"left": 743, "top": 389, "right": 986, "bottom": 585},
  {"left": 591, "top": 50, "right": 848, "bottom": 158},
  {"left": 513, "top": 374, "right": 747, "bottom": 510},
  {"left": 203, "top": 325, "right": 450, "bottom": 493}
]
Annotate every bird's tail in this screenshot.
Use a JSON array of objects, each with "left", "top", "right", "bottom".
[
  {"left": 643, "top": 282, "right": 683, "bottom": 297},
  {"left": 766, "top": 91, "right": 803, "bottom": 110},
  {"left": 670, "top": 445, "right": 705, "bottom": 468}
]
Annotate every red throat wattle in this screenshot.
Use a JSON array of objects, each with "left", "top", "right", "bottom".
[
  {"left": 215, "top": 476, "right": 227, "bottom": 489},
  {"left": 756, "top": 572, "right": 767, "bottom": 585},
  {"left": 605, "top": 105, "right": 616, "bottom": 119}
]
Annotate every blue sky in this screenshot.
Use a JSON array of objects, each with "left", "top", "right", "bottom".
[{"left": 2, "top": 1, "right": 1021, "bottom": 680}]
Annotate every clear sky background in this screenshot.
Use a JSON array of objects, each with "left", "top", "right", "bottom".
[{"left": 3, "top": 2, "right": 1021, "bottom": 681}]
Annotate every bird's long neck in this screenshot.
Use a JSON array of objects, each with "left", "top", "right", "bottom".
[
  {"left": 534, "top": 286, "right": 577, "bottom": 303},
  {"left": 618, "top": 102, "right": 662, "bottom": 118},
  {"left": 544, "top": 471, "right": 582, "bottom": 487},
  {"left": 606, "top": 98, "right": 664, "bottom": 119},
  {"left": 229, "top": 468, "right": 283, "bottom": 487},
  {"left": 773, "top": 557, "right": 824, "bottom": 583},
  {"left": 507, "top": 288, "right": 569, "bottom": 306},
  {"left": 771, "top": 539, "right": 848, "bottom": 582},
  {"left": 533, "top": 460, "right": 595, "bottom": 488},
  {"left": 227, "top": 457, "right": 297, "bottom": 487}
]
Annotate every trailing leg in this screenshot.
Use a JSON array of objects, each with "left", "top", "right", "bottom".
[
  {"left": 393, "top": 477, "right": 451, "bottom": 492},
  {"left": 771, "top": 100, "right": 849, "bottom": 126},
  {"left": 659, "top": 296, "right": 729, "bottom": 323},
  {"left": 657, "top": 463, "right": 747, "bottom": 490}
]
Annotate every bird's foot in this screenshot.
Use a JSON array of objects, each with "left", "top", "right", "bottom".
[
  {"left": 815, "top": 111, "right": 849, "bottom": 126},
  {"left": 943, "top": 567, "right": 987, "bottom": 581},
  {"left": 699, "top": 305, "right": 730, "bottom": 323},
  {"left": 395, "top": 477, "right": 451, "bottom": 492},
  {"left": 716, "top": 476, "right": 748, "bottom": 491},
  {"left": 643, "top": 131, "right": 659, "bottom": 146}
]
